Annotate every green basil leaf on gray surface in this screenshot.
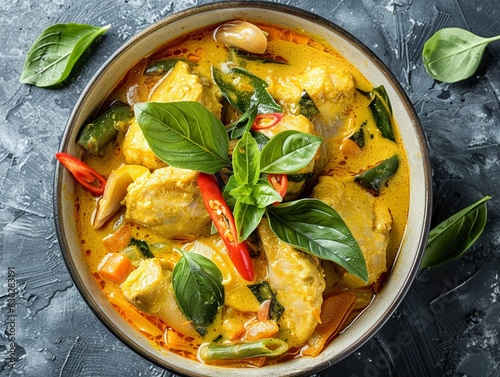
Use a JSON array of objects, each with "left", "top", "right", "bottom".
[
  {"left": 20, "top": 23, "right": 110, "bottom": 87},
  {"left": 421, "top": 196, "right": 491, "bottom": 268},
  {"left": 422, "top": 27, "right": 500, "bottom": 83}
]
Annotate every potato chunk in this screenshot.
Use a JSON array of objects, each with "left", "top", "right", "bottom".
[
  {"left": 257, "top": 219, "right": 325, "bottom": 347},
  {"left": 124, "top": 166, "right": 211, "bottom": 239},
  {"left": 311, "top": 175, "right": 392, "bottom": 287}
]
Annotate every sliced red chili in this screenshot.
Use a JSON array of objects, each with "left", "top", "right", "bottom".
[
  {"left": 267, "top": 173, "right": 288, "bottom": 205},
  {"left": 56, "top": 152, "right": 106, "bottom": 196},
  {"left": 197, "top": 173, "right": 254, "bottom": 281},
  {"left": 251, "top": 113, "right": 284, "bottom": 130}
]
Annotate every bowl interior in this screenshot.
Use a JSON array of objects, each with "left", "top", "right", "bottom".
[{"left": 54, "top": 2, "right": 432, "bottom": 376}]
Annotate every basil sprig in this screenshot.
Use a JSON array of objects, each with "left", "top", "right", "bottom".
[
  {"left": 172, "top": 249, "right": 224, "bottom": 336},
  {"left": 134, "top": 101, "right": 231, "bottom": 174},
  {"left": 228, "top": 130, "right": 321, "bottom": 242},
  {"left": 20, "top": 23, "right": 110, "bottom": 87},
  {"left": 267, "top": 199, "right": 368, "bottom": 283},
  {"left": 137, "top": 101, "right": 366, "bottom": 282},
  {"left": 422, "top": 196, "right": 490, "bottom": 268}
]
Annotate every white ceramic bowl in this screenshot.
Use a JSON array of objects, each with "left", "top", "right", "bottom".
[{"left": 54, "top": 2, "right": 432, "bottom": 376}]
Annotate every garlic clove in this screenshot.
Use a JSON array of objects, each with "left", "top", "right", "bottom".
[{"left": 214, "top": 20, "right": 268, "bottom": 54}]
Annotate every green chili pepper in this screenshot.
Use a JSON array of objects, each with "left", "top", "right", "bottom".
[
  {"left": 354, "top": 155, "right": 399, "bottom": 195},
  {"left": 198, "top": 338, "right": 289, "bottom": 361},
  {"left": 77, "top": 103, "right": 133, "bottom": 155}
]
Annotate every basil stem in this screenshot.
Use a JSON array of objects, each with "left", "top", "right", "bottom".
[
  {"left": 20, "top": 23, "right": 110, "bottom": 87},
  {"left": 247, "top": 281, "right": 284, "bottom": 321},
  {"left": 77, "top": 103, "right": 133, "bottom": 155},
  {"left": 422, "top": 196, "right": 491, "bottom": 268},
  {"left": 198, "top": 338, "right": 289, "bottom": 361},
  {"left": 422, "top": 28, "right": 500, "bottom": 83},
  {"left": 354, "top": 155, "right": 399, "bottom": 195},
  {"left": 172, "top": 249, "right": 224, "bottom": 336}
]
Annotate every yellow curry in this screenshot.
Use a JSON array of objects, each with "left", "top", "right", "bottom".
[{"left": 71, "top": 20, "right": 409, "bottom": 366}]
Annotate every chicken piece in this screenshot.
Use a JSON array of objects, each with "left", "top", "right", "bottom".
[
  {"left": 258, "top": 114, "right": 319, "bottom": 199},
  {"left": 122, "top": 61, "right": 221, "bottom": 169},
  {"left": 310, "top": 175, "right": 392, "bottom": 287},
  {"left": 257, "top": 219, "right": 325, "bottom": 347},
  {"left": 268, "top": 65, "right": 355, "bottom": 171},
  {"left": 121, "top": 258, "right": 199, "bottom": 338},
  {"left": 149, "top": 61, "right": 222, "bottom": 118},
  {"left": 124, "top": 166, "right": 211, "bottom": 239},
  {"left": 268, "top": 65, "right": 355, "bottom": 132},
  {"left": 122, "top": 120, "right": 167, "bottom": 170}
]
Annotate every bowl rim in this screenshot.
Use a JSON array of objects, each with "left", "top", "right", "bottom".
[{"left": 54, "top": 1, "right": 433, "bottom": 375}]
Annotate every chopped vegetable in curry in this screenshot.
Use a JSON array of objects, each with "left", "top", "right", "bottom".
[{"left": 64, "top": 20, "right": 409, "bottom": 367}]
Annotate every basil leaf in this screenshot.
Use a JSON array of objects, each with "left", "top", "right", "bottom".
[
  {"left": 232, "top": 131, "right": 260, "bottom": 185},
  {"left": 20, "top": 23, "right": 110, "bottom": 87},
  {"left": 172, "top": 249, "right": 225, "bottom": 336},
  {"left": 266, "top": 198, "right": 368, "bottom": 282},
  {"left": 230, "top": 179, "right": 282, "bottom": 208},
  {"left": 260, "top": 130, "right": 322, "bottom": 173},
  {"left": 355, "top": 155, "right": 399, "bottom": 195},
  {"left": 247, "top": 281, "right": 284, "bottom": 321},
  {"left": 135, "top": 101, "right": 231, "bottom": 174},
  {"left": 229, "top": 104, "right": 258, "bottom": 139},
  {"left": 212, "top": 65, "right": 282, "bottom": 115},
  {"left": 422, "top": 28, "right": 500, "bottom": 83},
  {"left": 421, "top": 196, "right": 491, "bottom": 268},
  {"left": 233, "top": 200, "right": 266, "bottom": 242},
  {"left": 298, "top": 90, "right": 320, "bottom": 119}
]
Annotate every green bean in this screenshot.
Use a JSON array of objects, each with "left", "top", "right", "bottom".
[
  {"left": 198, "top": 338, "right": 289, "bottom": 361},
  {"left": 354, "top": 155, "right": 399, "bottom": 195},
  {"left": 77, "top": 104, "right": 133, "bottom": 155}
]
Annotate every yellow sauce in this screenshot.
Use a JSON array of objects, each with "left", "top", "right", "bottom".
[{"left": 74, "top": 21, "right": 409, "bottom": 365}]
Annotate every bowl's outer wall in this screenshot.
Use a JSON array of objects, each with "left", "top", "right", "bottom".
[{"left": 54, "top": 2, "right": 432, "bottom": 376}]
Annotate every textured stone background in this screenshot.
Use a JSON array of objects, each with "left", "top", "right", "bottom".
[{"left": 1, "top": 0, "right": 499, "bottom": 376}]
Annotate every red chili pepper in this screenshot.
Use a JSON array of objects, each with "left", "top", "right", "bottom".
[
  {"left": 251, "top": 113, "right": 284, "bottom": 130},
  {"left": 267, "top": 173, "right": 288, "bottom": 205},
  {"left": 197, "top": 172, "right": 254, "bottom": 281},
  {"left": 55, "top": 152, "right": 106, "bottom": 196}
]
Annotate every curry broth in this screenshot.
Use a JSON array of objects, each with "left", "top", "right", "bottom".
[{"left": 75, "top": 21, "right": 409, "bottom": 365}]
